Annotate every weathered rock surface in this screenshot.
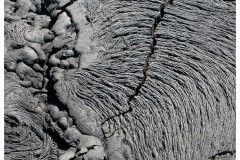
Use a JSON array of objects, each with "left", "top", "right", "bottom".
[{"left": 4, "top": 0, "right": 235, "bottom": 159}]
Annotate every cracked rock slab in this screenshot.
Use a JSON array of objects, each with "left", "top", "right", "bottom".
[{"left": 4, "top": 0, "right": 236, "bottom": 159}]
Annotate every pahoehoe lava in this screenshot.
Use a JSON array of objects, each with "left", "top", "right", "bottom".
[{"left": 4, "top": 0, "right": 236, "bottom": 159}]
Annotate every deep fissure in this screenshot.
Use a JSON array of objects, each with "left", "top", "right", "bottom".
[
  {"left": 100, "top": 0, "right": 174, "bottom": 137},
  {"left": 208, "top": 150, "right": 235, "bottom": 159},
  {"left": 127, "top": 0, "right": 173, "bottom": 106}
]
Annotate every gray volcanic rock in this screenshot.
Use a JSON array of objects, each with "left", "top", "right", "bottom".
[{"left": 4, "top": 0, "right": 236, "bottom": 159}]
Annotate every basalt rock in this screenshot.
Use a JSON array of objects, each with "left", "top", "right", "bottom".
[{"left": 4, "top": 0, "right": 236, "bottom": 159}]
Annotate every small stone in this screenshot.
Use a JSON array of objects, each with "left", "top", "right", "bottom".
[
  {"left": 58, "top": 60, "right": 69, "bottom": 69},
  {"left": 79, "top": 147, "right": 88, "bottom": 154},
  {"left": 39, "top": 102, "right": 47, "bottom": 112},
  {"left": 67, "top": 117, "right": 73, "bottom": 126},
  {"left": 58, "top": 117, "right": 68, "bottom": 129}
]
